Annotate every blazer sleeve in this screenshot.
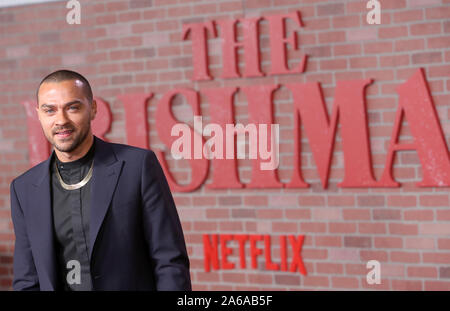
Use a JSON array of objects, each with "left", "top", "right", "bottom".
[
  {"left": 10, "top": 180, "right": 40, "bottom": 291},
  {"left": 140, "top": 150, "right": 192, "bottom": 291}
]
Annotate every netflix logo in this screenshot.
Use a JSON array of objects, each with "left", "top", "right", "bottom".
[{"left": 203, "top": 234, "right": 306, "bottom": 275}]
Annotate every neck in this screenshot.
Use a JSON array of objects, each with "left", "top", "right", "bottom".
[{"left": 54, "top": 134, "right": 94, "bottom": 163}]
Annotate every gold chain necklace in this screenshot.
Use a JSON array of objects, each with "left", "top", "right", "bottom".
[{"left": 55, "top": 161, "right": 94, "bottom": 190}]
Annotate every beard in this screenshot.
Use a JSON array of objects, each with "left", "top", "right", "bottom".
[{"left": 48, "top": 121, "right": 91, "bottom": 154}]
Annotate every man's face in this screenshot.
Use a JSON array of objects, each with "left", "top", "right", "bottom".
[{"left": 36, "top": 79, "right": 96, "bottom": 153}]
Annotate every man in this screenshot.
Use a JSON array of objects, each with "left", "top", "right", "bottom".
[{"left": 10, "top": 70, "right": 191, "bottom": 291}]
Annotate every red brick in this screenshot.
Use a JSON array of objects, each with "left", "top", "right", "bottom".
[
  {"left": 383, "top": 0, "right": 406, "bottom": 9},
  {"left": 389, "top": 223, "right": 418, "bottom": 235},
  {"left": 412, "top": 52, "right": 442, "bottom": 64},
  {"left": 269, "top": 195, "right": 297, "bottom": 207},
  {"left": 378, "top": 26, "right": 408, "bottom": 39},
  {"left": 302, "top": 248, "right": 327, "bottom": 260},
  {"left": 343, "top": 209, "right": 371, "bottom": 220},
  {"left": 219, "top": 1, "right": 243, "bottom": 12},
  {"left": 405, "top": 237, "right": 435, "bottom": 250},
  {"left": 316, "top": 263, "right": 343, "bottom": 274},
  {"left": 372, "top": 209, "right": 401, "bottom": 220},
  {"left": 206, "top": 209, "right": 229, "bottom": 219},
  {"left": 218, "top": 196, "right": 242, "bottom": 206},
  {"left": 332, "top": 277, "right": 359, "bottom": 289},
  {"left": 333, "top": 44, "right": 362, "bottom": 56},
  {"left": 409, "top": 0, "right": 441, "bottom": 7},
  {"left": 380, "top": 54, "right": 410, "bottom": 67},
  {"left": 318, "top": 31, "right": 346, "bottom": 44},
  {"left": 219, "top": 221, "right": 243, "bottom": 231},
  {"left": 327, "top": 196, "right": 355, "bottom": 207},
  {"left": 304, "top": 45, "right": 332, "bottom": 58},
  {"left": 364, "top": 42, "right": 393, "bottom": 54},
  {"left": 437, "top": 210, "right": 450, "bottom": 221},
  {"left": 394, "top": 38, "right": 425, "bottom": 52},
  {"left": 256, "top": 209, "right": 282, "bottom": 219},
  {"left": 232, "top": 209, "right": 256, "bottom": 218},
  {"left": 284, "top": 209, "right": 311, "bottom": 219},
  {"left": 329, "top": 222, "right": 357, "bottom": 234},
  {"left": 317, "top": 3, "right": 345, "bottom": 16},
  {"left": 438, "top": 238, "right": 450, "bottom": 250},
  {"left": 360, "top": 250, "right": 388, "bottom": 262},
  {"left": 382, "top": 264, "right": 405, "bottom": 277},
  {"left": 439, "top": 267, "right": 450, "bottom": 279},
  {"left": 299, "top": 196, "right": 325, "bottom": 206},
  {"left": 315, "top": 236, "right": 342, "bottom": 247},
  {"left": 223, "top": 272, "right": 246, "bottom": 283},
  {"left": 391, "top": 280, "right": 423, "bottom": 290},
  {"left": 320, "top": 59, "right": 347, "bottom": 70},
  {"left": 411, "top": 22, "right": 442, "bottom": 36},
  {"left": 423, "top": 252, "right": 450, "bottom": 264},
  {"left": 344, "top": 236, "right": 372, "bottom": 248},
  {"left": 130, "top": 0, "right": 154, "bottom": 9},
  {"left": 426, "top": 6, "right": 450, "bottom": 19},
  {"left": 393, "top": 9, "right": 423, "bottom": 23},
  {"left": 345, "top": 264, "right": 366, "bottom": 275},
  {"left": 425, "top": 281, "right": 450, "bottom": 291},
  {"left": 304, "top": 18, "right": 330, "bottom": 31},
  {"left": 357, "top": 195, "right": 385, "bottom": 207},
  {"left": 274, "top": 274, "right": 300, "bottom": 286},
  {"left": 312, "top": 208, "right": 341, "bottom": 220},
  {"left": 419, "top": 195, "right": 449, "bottom": 207},
  {"left": 350, "top": 56, "right": 378, "bottom": 69},
  {"left": 374, "top": 237, "right": 403, "bottom": 248},
  {"left": 332, "top": 15, "right": 360, "bottom": 28},
  {"left": 390, "top": 251, "right": 421, "bottom": 263},
  {"left": 347, "top": 28, "right": 377, "bottom": 41},
  {"left": 445, "top": 21, "right": 450, "bottom": 33},
  {"left": 404, "top": 210, "right": 434, "bottom": 221},
  {"left": 427, "top": 36, "right": 450, "bottom": 49},
  {"left": 358, "top": 222, "right": 386, "bottom": 234},
  {"left": 300, "top": 222, "right": 326, "bottom": 233},
  {"left": 407, "top": 266, "right": 438, "bottom": 278},
  {"left": 243, "top": 196, "right": 267, "bottom": 206},
  {"left": 387, "top": 195, "right": 417, "bottom": 207},
  {"left": 303, "top": 276, "right": 329, "bottom": 287},
  {"left": 247, "top": 274, "right": 272, "bottom": 285},
  {"left": 193, "top": 221, "right": 218, "bottom": 231}
]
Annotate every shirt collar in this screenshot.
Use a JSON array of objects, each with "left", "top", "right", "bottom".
[{"left": 54, "top": 140, "right": 95, "bottom": 171}]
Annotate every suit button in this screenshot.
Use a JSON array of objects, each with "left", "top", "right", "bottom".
[{"left": 94, "top": 275, "right": 101, "bottom": 279}]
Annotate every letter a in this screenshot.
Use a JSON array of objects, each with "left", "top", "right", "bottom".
[
  {"left": 66, "top": 0, "right": 81, "bottom": 25},
  {"left": 366, "top": 0, "right": 381, "bottom": 25},
  {"left": 66, "top": 260, "right": 81, "bottom": 285}
]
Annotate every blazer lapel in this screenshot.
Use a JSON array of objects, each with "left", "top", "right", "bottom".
[
  {"left": 30, "top": 155, "right": 58, "bottom": 290},
  {"left": 89, "top": 137, "right": 124, "bottom": 261}
]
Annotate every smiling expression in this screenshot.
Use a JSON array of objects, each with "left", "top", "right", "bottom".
[{"left": 36, "top": 79, "right": 97, "bottom": 154}]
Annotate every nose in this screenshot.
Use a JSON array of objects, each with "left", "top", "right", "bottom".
[{"left": 54, "top": 109, "right": 69, "bottom": 127}]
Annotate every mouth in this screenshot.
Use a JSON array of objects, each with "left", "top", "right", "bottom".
[{"left": 55, "top": 129, "right": 74, "bottom": 138}]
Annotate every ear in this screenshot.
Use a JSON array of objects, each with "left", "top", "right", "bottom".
[
  {"left": 35, "top": 106, "right": 41, "bottom": 122},
  {"left": 90, "top": 99, "right": 97, "bottom": 121}
]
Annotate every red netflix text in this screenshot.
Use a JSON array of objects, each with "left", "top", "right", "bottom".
[{"left": 203, "top": 234, "right": 307, "bottom": 275}]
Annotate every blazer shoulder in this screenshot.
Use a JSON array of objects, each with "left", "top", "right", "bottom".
[
  {"left": 11, "top": 160, "right": 49, "bottom": 189},
  {"left": 107, "top": 141, "right": 156, "bottom": 161}
]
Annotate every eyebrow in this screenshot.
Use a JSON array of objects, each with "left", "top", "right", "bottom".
[{"left": 40, "top": 100, "right": 82, "bottom": 109}]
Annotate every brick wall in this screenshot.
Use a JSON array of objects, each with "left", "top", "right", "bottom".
[{"left": 0, "top": 0, "right": 449, "bottom": 290}]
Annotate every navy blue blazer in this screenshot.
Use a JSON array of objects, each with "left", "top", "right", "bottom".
[{"left": 10, "top": 136, "right": 191, "bottom": 291}]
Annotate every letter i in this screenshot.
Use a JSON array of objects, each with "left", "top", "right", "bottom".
[{"left": 280, "top": 235, "right": 288, "bottom": 271}]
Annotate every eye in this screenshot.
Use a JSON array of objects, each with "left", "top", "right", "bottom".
[
  {"left": 44, "top": 109, "right": 55, "bottom": 114},
  {"left": 69, "top": 105, "right": 79, "bottom": 111}
]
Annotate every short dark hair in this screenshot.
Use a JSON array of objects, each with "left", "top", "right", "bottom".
[{"left": 37, "top": 69, "right": 93, "bottom": 104}]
